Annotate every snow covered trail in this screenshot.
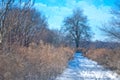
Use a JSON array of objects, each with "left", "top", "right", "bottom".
[{"left": 56, "top": 53, "right": 120, "bottom": 80}]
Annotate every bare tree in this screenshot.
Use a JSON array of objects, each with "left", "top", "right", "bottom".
[
  {"left": 101, "top": 0, "right": 120, "bottom": 41},
  {"left": 0, "top": 0, "right": 34, "bottom": 43},
  {"left": 3, "top": 7, "right": 48, "bottom": 47},
  {"left": 0, "top": 0, "right": 36, "bottom": 52},
  {"left": 63, "top": 8, "right": 91, "bottom": 48},
  {"left": 0, "top": 0, "right": 14, "bottom": 43}
]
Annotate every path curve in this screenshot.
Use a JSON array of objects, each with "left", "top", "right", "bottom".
[{"left": 56, "top": 53, "right": 120, "bottom": 80}]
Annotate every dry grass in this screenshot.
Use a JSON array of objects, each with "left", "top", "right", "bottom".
[
  {"left": 85, "top": 48, "right": 120, "bottom": 74},
  {"left": 0, "top": 42, "right": 74, "bottom": 80},
  {"left": 85, "top": 48, "right": 111, "bottom": 60}
]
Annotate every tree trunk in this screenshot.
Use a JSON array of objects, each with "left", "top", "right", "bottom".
[{"left": 75, "top": 39, "right": 79, "bottom": 48}]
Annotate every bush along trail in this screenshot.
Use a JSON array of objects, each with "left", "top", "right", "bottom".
[{"left": 56, "top": 53, "right": 120, "bottom": 80}]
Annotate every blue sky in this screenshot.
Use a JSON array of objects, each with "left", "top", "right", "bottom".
[{"left": 34, "top": 0, "right": 116, "bottom": 41}]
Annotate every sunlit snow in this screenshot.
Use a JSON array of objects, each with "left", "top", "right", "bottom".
[{"left": 56, "top": 53, "right": 120, "bottom": 80}]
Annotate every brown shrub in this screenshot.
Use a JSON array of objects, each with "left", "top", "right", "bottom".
[
  {"left": 86, "top": 48, "right": 111, "bottom": 60},
  {"left": 0, "top": 42, "right": 74, "bottom": 80},
  {"left": 86, "top": 48, "right": 120, "bottom": 74}
]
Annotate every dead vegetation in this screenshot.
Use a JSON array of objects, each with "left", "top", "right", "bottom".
[
  {"left": 0, "top": 42, "right": 74, "bottom": 80},
  {"left": 85, "top": 48, "right": 120, "bottom": 74},
  {"left": 0, "top": 1, "right": 75, "bottom": 80}
]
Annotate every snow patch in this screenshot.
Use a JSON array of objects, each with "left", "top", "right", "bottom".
[{"left": 56, "top": 53, "right": 120, "bottom": 80}]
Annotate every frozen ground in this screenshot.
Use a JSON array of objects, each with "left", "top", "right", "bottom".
[{"left": 56, "top": 53, "right": 120, "bottom": 80}]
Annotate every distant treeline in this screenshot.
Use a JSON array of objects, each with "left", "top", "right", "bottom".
[{"left": 79, "top": 41, "right": 120, "bottom": 49}]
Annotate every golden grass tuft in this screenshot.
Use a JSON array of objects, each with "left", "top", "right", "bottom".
[
  {"left": 86, "top": 48, "right": 120, "bottom": 74},
  {"left": 86, "top": 48, "right": 111, "bottom": 60}
]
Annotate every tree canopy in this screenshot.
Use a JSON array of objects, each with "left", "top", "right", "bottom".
[{"left": 63, "top": 8, "right": 92, "bottom": 48}]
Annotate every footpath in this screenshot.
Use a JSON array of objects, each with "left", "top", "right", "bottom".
[{"left": 56, "top": 53, "right": 120, "bottom": 80}]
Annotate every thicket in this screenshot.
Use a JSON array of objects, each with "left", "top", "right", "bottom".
[{"left": 0, "top": 1, "right": 74, "bottom": 80}]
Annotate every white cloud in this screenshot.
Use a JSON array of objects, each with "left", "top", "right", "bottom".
[
  {"left": 34, "top": 3, "right": 72, "bottom": 29},
  {"left": 34, "top": 0, "right": 112, "bottom": 41},
  {"left": 78, "top": 2, "right": 112, "bottom": 41}
]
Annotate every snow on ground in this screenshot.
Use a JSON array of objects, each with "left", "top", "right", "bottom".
[{"left": 56, "top": 53, "right": 120, "bottom": 80}]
